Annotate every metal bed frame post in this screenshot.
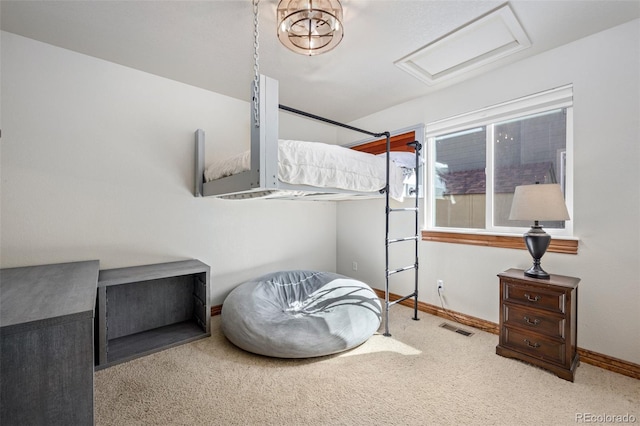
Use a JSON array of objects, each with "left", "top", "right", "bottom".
[
  {"left": 410, "top": 140, "right": 422, "bottom": 322},
  {"left": 384, "top": 132, "right": 392, "bottom": 336}
]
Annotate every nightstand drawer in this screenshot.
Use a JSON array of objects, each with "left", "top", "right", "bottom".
[
  {"left": 503, "top": 303, "right": 565, "bottom": 339},
  {"left": 502, "top": 326, "right": 565, "bottom": 365},
  {"left": 503, "top": 280, "right": 565, "bottom": 313}
]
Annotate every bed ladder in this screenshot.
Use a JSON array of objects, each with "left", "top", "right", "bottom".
[{"left": 383, "top": 138, "right": 422, "bottom": 337}]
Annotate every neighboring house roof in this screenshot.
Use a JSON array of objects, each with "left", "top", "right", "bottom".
[{"left": 441, "top": 162, "right": 554, "bottom": 195}]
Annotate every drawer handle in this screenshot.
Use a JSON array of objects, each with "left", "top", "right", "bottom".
[
  {"left": 524, "top": 339, "right": 540, "bottom": 348},
  {"left": 523, "top": 316, "right": 540, "bottom": 325},
  {"left": 524, "top": 293, "right": 540, "bottom": 302}
]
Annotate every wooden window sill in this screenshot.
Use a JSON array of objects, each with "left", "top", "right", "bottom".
[{"left": 421, "top": 230, "right": 578, "bottom": 254}]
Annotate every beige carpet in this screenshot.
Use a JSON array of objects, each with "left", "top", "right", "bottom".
[{"left": 95, "top": 305, "right": 639, "bottom": 425}]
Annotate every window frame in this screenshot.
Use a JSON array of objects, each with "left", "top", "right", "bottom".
[{"left": 424, "top": 85, "right": 574, "bottom": 239}]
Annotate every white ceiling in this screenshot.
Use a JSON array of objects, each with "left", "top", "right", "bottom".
[{"left": 2, "top": 0, "right": 639, "bottom": 122}]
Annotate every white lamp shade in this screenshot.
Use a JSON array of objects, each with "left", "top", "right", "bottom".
[{"left": 509, "top": 184, "right": 570, "bottom": 221}]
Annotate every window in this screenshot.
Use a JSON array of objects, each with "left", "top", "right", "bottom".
[{"left": 425, "top": 85, "right": 573, "bottom": 238}]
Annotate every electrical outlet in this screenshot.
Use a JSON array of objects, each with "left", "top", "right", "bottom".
[
  {"left": 437, "top": 279, "right": 444, "bottom": 291},
  {"left": 352, "top": 261, "right": 358, "bottom": 271}
]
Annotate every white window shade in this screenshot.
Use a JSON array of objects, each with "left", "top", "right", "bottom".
[{"left": 427, "top": 84, "right": 573, "bottom": 137}]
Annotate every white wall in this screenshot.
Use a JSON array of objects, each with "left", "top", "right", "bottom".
[
  {"left": 0, "top": 32, "right": 337, "bottom": 305},
  {"left": 338, "top": 20, "right": 640, "bottom": 364}
]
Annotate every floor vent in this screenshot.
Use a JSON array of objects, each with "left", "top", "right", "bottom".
[{"left": 439, "top": 322, "right": 474, "bottom": 337}]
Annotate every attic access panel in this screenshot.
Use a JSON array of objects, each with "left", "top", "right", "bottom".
[{"left": 395, "top": 4, "right": 531, "bottom": 85}]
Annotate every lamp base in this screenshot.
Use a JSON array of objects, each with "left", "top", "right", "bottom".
[
  {"left": 524, "top": 264, "right": 550, "bottom": 279},
  {"left": 523, "top": 224, "right": 551, "bottom": 280}
]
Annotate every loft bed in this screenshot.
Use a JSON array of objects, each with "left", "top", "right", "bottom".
[
  {"left": 194, "top": 74, "right": 423, "bottom": 336},
  {"left": 194, "top": 75, "right": 421, "bottom": 201}
]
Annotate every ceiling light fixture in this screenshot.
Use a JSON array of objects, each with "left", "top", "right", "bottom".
[{"left": 277, "top": 0, "right": 344, "bottom": 56}]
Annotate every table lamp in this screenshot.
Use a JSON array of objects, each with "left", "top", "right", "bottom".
[{"left": 509, "top": 183, "right": 570, "bottom": 279}]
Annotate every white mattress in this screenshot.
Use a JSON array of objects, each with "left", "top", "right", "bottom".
[{"left": 204, "top": 139, "right": 407, "bottom": 201}]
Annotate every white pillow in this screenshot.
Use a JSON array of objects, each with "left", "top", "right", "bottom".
[
  {"left": 204, "top": 150, "right": 250, "bottom": 181},
  {"left": 377, "top": 151, "right": 421, "bottom": 169}
]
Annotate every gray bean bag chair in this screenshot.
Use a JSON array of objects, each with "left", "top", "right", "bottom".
[{"left": 221, "top": 270, "right": 382, "bottom": 358}]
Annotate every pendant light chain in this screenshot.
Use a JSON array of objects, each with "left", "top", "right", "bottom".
[{"left": 252, "top": 0, "right": 260, "bottom": 128}]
